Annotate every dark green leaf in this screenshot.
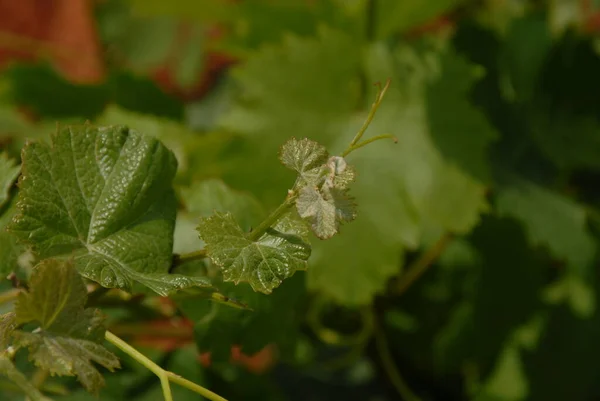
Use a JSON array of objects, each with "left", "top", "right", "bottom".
[{"left": 8, "top": 125, "right": 206, "bottom": 295}]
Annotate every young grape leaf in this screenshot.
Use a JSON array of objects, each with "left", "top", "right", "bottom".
[
  {"left": 296, "top": 186, "right": 356, "bottom": 239},
  {"left": 0, "top": 152, "right": 20, "bottom": 208},
  {"left": 8, "top": 125, "right": 207, "bottom": 295},
  {"left": 15, "top": 258, "right": 87, "bottom": 329},
  {"left": 10, "top": 259, "right": 120, "bottom": 394},
  {"left": 0, "top": 312, "right": 16, "bottom": 348},
  {"left": 198, "top": 211, "right": 310, "bottom": 294},
  {"left": 11, "top": 331, "right": 120, "bottom": 394},
  {"left": 0, "top": 354, "right": 51, "bottom": 401},
  {"left": 475, "top": 342, "right": 529, "bottom": 401},
  {"left": 279, "top": 137, "right": 329, "bottom": 186}
]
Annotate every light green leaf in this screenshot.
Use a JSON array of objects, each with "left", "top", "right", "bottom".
[
  {"left": 220, "top": 27, "right": 361, "bottom": 143},
  {"left": 179, "top": 179, "right": 264, "bottom": 232},
  {"left": 0, "top": 152, "right": 20, "bottom": 208},
  {"left": 279, "top": 137, "right": 329, "bottom": 186},
  {"left": 12, "top": 331, "right": 120, "bottom": 395},
  {"left": 8, "top": 125, "right": 205, "bottom": 295},
  {"left": 475, "top": 344, "right": 528, "bottom": 401},
  {"left": 296, "top": 186, "right": 356, "bottom": 239},
  {"left": 15, "top": 259, "right": 87, "bottom": 330},
  {"left": 0, "top": 354, "right": 51, "bottom": 401},
  {"left": 198, "top": 211, "right": 310, "bottom": 294},
  {"left": 496, "top": 179, "right": 595, "bottom": 274},
  {"left": 544, "top": 273, "right": 596, "bottom": 318},
  {"left": 0, "top": 312, "right": 16, "bottom": 348}
]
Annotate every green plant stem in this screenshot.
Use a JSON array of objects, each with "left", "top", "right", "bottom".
[
  {"left": 105, "top": 331, "right": 174, "bottom": 401},
  {"left": 373, "top": 318, "right": 422, "bottom": 401},
  {"left": 395, "top": 233, "right": 453, "bottom": 296},
  {"left": 0, "top": 288, "right": 21, "bottom": 306},
  {"left": 167, "top": 372, "right": 228, "bottom": 401},
  {"left": 342, "top": 78, "right": 391, "bottom": 157},
  {"left": 105, "top": 331, "right": 229, "bottom": 401},
  {"left": 174, "top": 249, "right": 207, "bottom": 266},
  {"left": 248, "top": 193, "right": 297, "bottom": 241},
  {"left": 341, "top": 134, "right": 398, "bottom": 157}
]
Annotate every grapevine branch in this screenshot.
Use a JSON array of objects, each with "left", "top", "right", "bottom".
[
  {"left": 395, "top": 232, "right": 453, "bottom": 295},
  {"left": 104, "top": 331, "right": 227, "bottom": 401}
]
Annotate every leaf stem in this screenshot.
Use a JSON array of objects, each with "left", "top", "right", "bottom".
[
  {"left": 341, "top": 134, "right": 397, "bottom": 157},
  {"left": 373, "top": 317, "right": 422, "bottom": 401},
  {"left": 395, "top": 233, "right": 453, "bottom": 296},
  {"left": 0, "top": 288, "right": 21, "bottom": 306},
  {"left": 247, "top": 192, "right": 297, "bottom": 241},
  {"left": 173, "top": 249, "right": 207, "bottom": 267},
  {"left": 342, "top": 78, "right": 391, "bottom": 156},
  {"left": 167, "top": 372, "right": 228, "bottom": 401},
  {"left": 105, "top": 331, "right": 229, "bottom": 401}
]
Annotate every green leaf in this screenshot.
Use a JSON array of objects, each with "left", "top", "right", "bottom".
[
  {"left": 0, "top": 198, "right": 24, "bottom": 279},
  {"left": 198, "top": 211, "right": 310, "bottom": 294},
  {"left": 296, "top": 186, "right": 356, "bottom": 239},
  {"left": 496, "top": 179, "right": 596, "bottom": 274},
  {"left": 0, "top": 312, "right": 16, "bottom": 348},
  {"left": 15, "top": 259, "right": 87, "bottom": 330},
  {"left": 8, "top": 125, "right": 205, "bottom": 296},
  {"left": 475, "top": 344, "right": 528, "bottom": 401},
  {"left": 279, "top": 137, "right": 329, "bottom": 186},
  {"left": 220, "top": 27, "right": 361, "bottom": 143},
  {"left": 0, "top": 354, "right": 51, "bottom": 401},
  {"left": 179, "top": 179, "right": 264, "bottom": 232},
  {"left": 426, "top": 49, "right": 499, "bottom": 182},
  {"left": 0, "top": 153, "right": 20, "bottom": 208},
  {"left": 12, "top": 331, "right": 120, "bottom": 394}
]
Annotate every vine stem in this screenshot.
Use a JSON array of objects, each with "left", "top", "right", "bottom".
[
  {"left": 0, "top": 288, "right": 21, "bottom": 306},
  {"left": 174, "top": 249, "right": 207, "bottom": 266},
  {"left": 342, "top": 78, "right": 392, "bottom": 158},
  {"left": 104, "top": 331, "right": 227, "bottom": 401},
  {"left": 373, "top": 317, "right": 422, "bottom": 401},
  {"left": 341, "top": 134, "right": 397, "bottom": 157},
  {"left": 395, "top": 232, "right": 453, "bottom": 295},
  {"left": 247, "top": 192, "right": 297, "bottom": 241}
]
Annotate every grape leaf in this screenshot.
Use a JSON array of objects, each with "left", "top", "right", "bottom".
[
  {"left": 198, "top": 211, "right": 310, "bottom": 293},
  {"left": 0, "top": 198, "right": 24, "bottom": 279},
  {"left": 8, "top": 125, "right": 207, "bottom": 295},
  {"left": 7, "top": 259, "right": 120, "bottom": 394},
  {"left": 0, "top": 354, "right": 51, "bottom": 401},
  {"left": 279, "top": 138, "right": 329, "bottom": 186},
  {"left": 220, "top": 27, "right": 361, "bottom": 144},
  {"left": 0, "top": 312, "right": 16, "bottom": 348},
  {"left": 179, "top": 179, "right": 264, "bottom": 232},
  {"left": 475, "top": 344, "right": 528, "bottom": 401},
  {"left": 496, "top": 179, "right": 595, "bottom": 274},
  {"left": 0, "top": 152, "right": 20, "bottom": 208},
  {"left": 12, "top": 331, "right": 120, "bottom": 394},
  {"left": 15, "top": 258, "right": 87, "bottom": 330},
  {"left": 296, "top": 186, "right": 356, "bottom": 239}
]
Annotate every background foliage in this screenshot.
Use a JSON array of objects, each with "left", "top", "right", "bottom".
[{"left": 2, "top": 0, "right": 600, "bottom": 400}]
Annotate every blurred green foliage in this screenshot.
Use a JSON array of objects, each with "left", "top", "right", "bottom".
[{"left": 2, "top": 0, "right": 600, "bottom": 400}]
